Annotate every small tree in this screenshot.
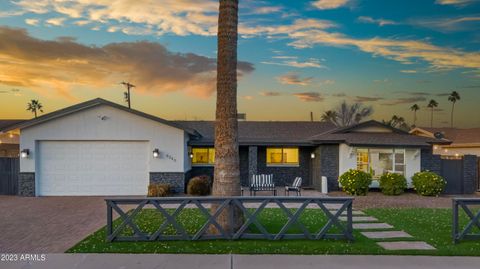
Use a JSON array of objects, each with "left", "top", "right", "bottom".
[
  {"left": 427, "top": 99, "right": 438, "bottom": 128},
  {"left": 323, "top": 101, "right": 373, "bottom": 127},
  {"left": 26, "top": 99, "right": 43, "bottom": 118},
  {"left": 448, "top": 91, "right": 460, "bottom": 128}
]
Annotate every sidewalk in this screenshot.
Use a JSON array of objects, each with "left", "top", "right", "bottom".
[{"left": 2, "top": 254, "right": 480, "bottom": 269}]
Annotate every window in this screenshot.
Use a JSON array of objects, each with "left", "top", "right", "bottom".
[
  {"left": 266, "top": 147, "right": 299, "bottom": 166},
  {"left": 192, "top": 148, "right": 215, "bottom": 165},
  {"left": 356, "top": 148, "right": 405, "bottom": 178}
]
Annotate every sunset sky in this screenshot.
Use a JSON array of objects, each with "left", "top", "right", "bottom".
[{"left": 0, "top": 0, "right": 479, "bottom": 127}]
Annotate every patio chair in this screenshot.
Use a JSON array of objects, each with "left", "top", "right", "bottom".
[
  {"left": 285, "top": 177, "right": 302, "bottom": 196},
  {"left": 250, "top": 174, "right": 276, "bottom": 196}
]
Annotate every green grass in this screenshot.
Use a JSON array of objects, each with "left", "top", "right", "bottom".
[{"left": 67, "top": 207, "right": 480, "bottom": 255}]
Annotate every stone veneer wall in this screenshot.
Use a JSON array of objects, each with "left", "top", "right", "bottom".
[
  {"left": 18, "top": 172, "right": 35, "bottom": 196},
  {"left": 420, "top": 148, "right": 442, "bottom": 174},
  {"left": 149, "top": 172, "right": 185, "bottom": 193},
  {"left": 463, "top": 155, "right": 478, "bottom": 194},
  {"left": 317, "top": 145, "right": 340, "bottom": 191}
]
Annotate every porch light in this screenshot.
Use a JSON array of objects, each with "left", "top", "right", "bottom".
[
  {"left": 433, "top": 145, "right": 438, "bottom": 150},
  {"left": 20, "top": 149, "right": 30, "bottom": 158},
  {"left": 152, "top": 148, "right": 160, "bottom": 158},
  {"left": 310, "top": 153, "right": 315, "bottom": 159}
]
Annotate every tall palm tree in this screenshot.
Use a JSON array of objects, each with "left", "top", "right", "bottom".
[
  {"left": 410, "top": 104, "right": 419, "bottom": 127},
  {"left": 210, "top": 0, "right": 242, "bottom": 233},
  {"left": 448, "top": 91, "right": 460, "bottom": 128},
  {"left": 427, "top": 99, "right": 438, "bottom": 128},
  {"left": 383, "top": 115, "right": 409, "bottom": 131},
  {"left": 26, "top": 99, "right": 43, "bottom": 118}
]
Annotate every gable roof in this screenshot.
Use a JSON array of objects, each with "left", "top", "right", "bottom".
[
  {"left": 411, "top": 127, "right": 480, "bottom": 145},
  {"left": 0, "top": 119, "right": 26, "bottom": 131},
  {"left": 309, "top": 120, "right": 448, "bottom": 147},
  {"left": 1, "top": 98, "right": 196, "bottom": 135},
  {"left": 174, "top": 121, "right": 336, "bottom": 146}
]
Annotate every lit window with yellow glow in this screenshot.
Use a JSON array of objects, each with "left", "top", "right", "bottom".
[
  {"left": 266, "top": 148, "right": 299, "bottom": 166},
  {"left": 192, "top": 148, "right": 215, "bottom": 165}
]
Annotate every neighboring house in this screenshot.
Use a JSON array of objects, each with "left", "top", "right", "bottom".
[
  {"left": 0, "top": 120, "right": 23, "bottom": 157},
  {"left": 1, "top": 98, "right": 473, "bottom": 197}
]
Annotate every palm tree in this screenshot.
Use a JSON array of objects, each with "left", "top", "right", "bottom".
[
  {"left": 427, "top": 99, "right": 438, "bottom": 128},
  {"left": 383, "top": 115, "right": 409, "bottom": 131},
  {"left": 325, "top": 101, "right": 373, "bottom": 127},
  {"left": 448, "top": 91, "right": 460, "bottom": 128},
  {"left": 26, "top": 99, "right": 43, "bottom": 118},
  {"left": 410, "top": 104, "right": 419, "bottom": 127},
  {"left": 210, "top": 0, "right": 242, "bottom": 233},
  {"left": 320, "top": 110, "right": 337, "bottom": 124}
]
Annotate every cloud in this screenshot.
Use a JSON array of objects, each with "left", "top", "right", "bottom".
[
  {"left": 261, "top": 57, "right": 325, "bottom": 69},
  {"left": 381, "top": 97, "right": 427, "bottom": 106},
  {"left": 13, "top": 0, "right": 219, "bottom": 36},
  {"left": 240, "top": 18, "right": 337, "bottom": 38},
  {"left": 45, "top": 17, "right": 66, "bottom": 26},
  {"left": 287, "top": 28, "right": 480, "bottom": 71},
  {"left": 293, "top": 92, "right": 324, "bottom": 102},
  {"left": 410, "top": 16, "right": 480, "bottom": 33},
  {"left": 332, "top": 92, "right": 346, "bottom": 97},
  {"left": 436, "top": 93, "right": 451, "bottom": 96},
  {"left": 435, "top": 0, "right": 477, "bottom": 6},
  {"left": 395, "top": 91, "right": 431, "bottom": 96},
  {"left": 276, "top": 73, "right": 313, "bottom": 86},
  {"left": 311, "top": 0, "right": 350, "bottom": 10},
  {"left": 260, "top": 91, "right": 282, "bottom": 97},
  {"left": 354, "top": 96, "right": 384, "bottom": 102},
  {"left": 25, "top": 18, "right": 39, "bottom": 26},
  {"left": 400, "top": 70, "right": 418, "bottom": 73},
  {"left": 358, "top": 16, "right": 397, "bottom": 26},
  {"left": 0, "top": 26, "right": 254, "bottom": 100},
  {"left": 242, "top": 95, "right": 254, "bottom": 100}
]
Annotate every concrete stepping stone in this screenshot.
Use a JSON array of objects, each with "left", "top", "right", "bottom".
[
  {"left": 339, "top": 216, "right": 378, "bottom": 222},
  {"left": 361, "top": 231, "right": 412, "bottom": 239},
  {"left": 329, "top": 210, "right": 366, "bottom": 216},
  {"left": 353, "top": 223, "right": 393, "bottom": 230},
  {"left": 377, "top": 241, "right": 436, "bottom": 250}
]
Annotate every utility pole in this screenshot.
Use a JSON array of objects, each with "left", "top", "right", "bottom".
[{"left": 121, "top": 81, "right": 135, "bottom": 108}]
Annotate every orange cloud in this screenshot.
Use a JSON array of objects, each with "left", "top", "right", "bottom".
[{"left": 0, "top": 26, "right": 254, "bottom": 100}]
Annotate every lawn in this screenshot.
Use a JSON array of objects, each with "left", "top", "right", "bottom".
[{"left": 67, "top": 207, "right": 480, "bottom": 255}]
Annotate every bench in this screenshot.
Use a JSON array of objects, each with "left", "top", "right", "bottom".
[{"left": 250, "top": 174, "right": 276, "bottom": 196}]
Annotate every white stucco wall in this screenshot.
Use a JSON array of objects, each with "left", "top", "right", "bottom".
[
  {"left": 338, "top": 143, "right": 421, "bottom": 188},
  {"left": 20, "top": 105, "right": 187, "bottom": 173}
]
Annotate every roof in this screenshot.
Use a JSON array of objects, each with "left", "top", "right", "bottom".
[
  {"left": 174, "top": 121, "right": 336, "bottom": 146},
  {"left": 309, "top": 120, "right": 448, "bottom": 147},
  {"left": 1, "top": 98, "right": 196, "bottom": 135},
  {"left": 0, "top": 120, "right": 26, "bottom": 131},
  {"left": 411, "top": 127, "right": 480, "bottom": 145},
  {"left": 176, "top": 120, "right": 446, "bottom": 147}
]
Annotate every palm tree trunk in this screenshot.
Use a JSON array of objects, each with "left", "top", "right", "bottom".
[
  {"left": 451, "top": 102, "right": 455, "bottom": 128},
  {"left": 34, "top": 110, "right": 37, "bottom": 118},
  {"left": 210, "top": 0, "right": 242, "bottom": 235},
  {"left": 413, "top": 111, "right": 416, "bottom": 126},
  {"left": 431, "top": 108, "right": 433, "bottom": 128}
]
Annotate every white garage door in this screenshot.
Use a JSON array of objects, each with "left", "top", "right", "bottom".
[{"left": 37, "top": 141, "right": 149, "bottom": 196}]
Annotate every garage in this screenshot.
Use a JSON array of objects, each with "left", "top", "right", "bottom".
[{"left": 37, "top": 141, "right": 149, "bottom": 196}]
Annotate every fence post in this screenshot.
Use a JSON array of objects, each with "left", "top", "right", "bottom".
[
  {"left": 452, "top": 199, "right": 458, "bottom": 244},
  {"left": 106, "top": 200, "right": 113, "bottom": 242}
]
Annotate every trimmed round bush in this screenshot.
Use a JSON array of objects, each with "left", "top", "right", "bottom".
[
  {"left": 379, "top": 173, "right": 407, "bottom": 195},
  {"left": 339, "top": 169, "right": 372, "bottom": 196},
  {"left": 412, "top": 171, "right": 446, "bottom": 196},
  {"left": 148, "top": 183, "right": 171, "bottom": 197},
  {"left": 187, "top": 175, "right": 211, "bottom": 196}
]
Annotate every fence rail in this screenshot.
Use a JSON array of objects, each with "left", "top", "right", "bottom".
[
  {"left": 105, "top": 196, "right": 354, "bottom": 242},
  {"left": 452, "top": 198, "right": 480, "bottom": 244}
]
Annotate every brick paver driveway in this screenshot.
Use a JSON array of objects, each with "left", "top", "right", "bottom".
[{"left": 0, "top": 196, "right": 109, "bottom": 253}]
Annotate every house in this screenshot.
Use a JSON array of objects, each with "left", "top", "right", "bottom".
[
  {"left": 0, "top": 120, "right": 22, "bottom": 157},
  {"left": 1, "top": 98, "right": 475, "bottom": 197}
]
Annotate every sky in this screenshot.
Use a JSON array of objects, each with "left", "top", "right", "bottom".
[{"left": 0, "top": 0, "right": 479, "bottom": 127}]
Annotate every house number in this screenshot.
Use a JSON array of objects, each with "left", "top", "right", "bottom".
[{"left": 166, "top": 154, "right": 176, "bottom": 162}]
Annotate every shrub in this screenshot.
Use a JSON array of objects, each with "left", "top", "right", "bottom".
[
  {"left": 339, "top": 169, "right": 372, "bottom": 196},
  {"left": 147, "top": 183, "right": 171, "bottom": 197},
  {"left": 412, "top": 171, "right": 446, "bottom": 196},
  {"left": 379, "top": 173, "right": 407, "bottom": 195},
  {"left": 187, "top": 175, "right": 211, "bottom": 196}
]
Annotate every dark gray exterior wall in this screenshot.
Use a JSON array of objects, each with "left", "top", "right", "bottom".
[
  {"left": 149, "top": 172, "right": 185, "bottom": 193},
  {"left": 463, "top": 155, "right": 478, "bottom": 194},
  {"left": 256, "top": 146, "right": 314, "bottom": 187},
  {"left": 317, "top": 145, "right": 340, "bottom": 191},
  {"left": 18, "top": 172, "right": 35, "bottom": 196},
  {"left": 420, "top": 148, "right": 442, "bottom": 174}
]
